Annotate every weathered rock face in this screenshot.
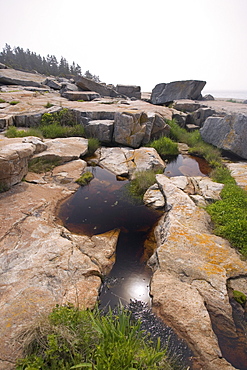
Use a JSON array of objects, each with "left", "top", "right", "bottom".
[
  {"left": 0, "top": 137, "right": 46, "bottom": 188},
  {"left": 113, "top": 111, "right": 147, "bottom": 148},
  {"left": 226, "top": 161, "right": 247, "bottom": 191},
  {"left": 76, "top": 75, "right": 120, "bottom": 97},
  {"left": 116, "top": 84, "right": 141, "bottom": 99},
  {"left": 151, "top": 80, "right": 206, "bottom": 105},
  {"left": 32, "top": 137, "right": 88, "bottom": 164},
  {"left": 200, "top": 113, "right": 247, "bottom": 159},
  {"left": 97, "top": 146, "right": 166, "bottom": 178},
  {"left": 0, "top": 180, "right": 119, "bottom": 369},
  {"left": 149, "top": 174, "right": 247, "bottom": 369},
  {"left": 0, "top": 68, "right": 46, "bottom": 87},
  {"left": 85, "top": 120, "right": 114, "bottom": 143},
  {"left": 44, "top": 77, "right": 62, "bottom": 90},
  {"left": 186, "top": 107, "right": 216, "bottom": 127}
]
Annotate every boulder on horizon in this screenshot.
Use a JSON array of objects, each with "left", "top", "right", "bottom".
[
  {"left": 0, "top": 68, "right": 46, "bottom": 87},
  {"left": 116, "top": 85, "right": 141, "bottom": 99},
  {"left": 151, "top": 80, "right": 206, "bottom": 105},
  {"left": 75, "top": 75, "right": 120, "bottom": 98}
]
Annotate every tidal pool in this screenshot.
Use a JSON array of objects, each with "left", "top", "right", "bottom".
[{"left": 164, "top": 154, "right": 211, "bottom": 177}]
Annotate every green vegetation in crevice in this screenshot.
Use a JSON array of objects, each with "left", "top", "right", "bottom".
[
  {"left": 16, "top": 304, "right": 173, "bottom": 370},
  {"left": 86, "top": 137, "right": 100, "bottom": 156},
  {"left": 28, "top": 157, "right": 62, "bottom": 173},
  {"left": 9, "top": 100, "right": 20, "bottom": 105},
  {"left": 76, "top": 171, "right": 94, "bottom": 186},
  {"left": 0, "top": 98, "right": 6, "bottom": 103},
  {"left": 233, "top": 290, "right": 247, "bottom": 306},
  {"left": 44, "top": 102, "right": 54, "bottom": 108},
  {"left": 127, "top": 169, "right": 163, "bottom": 199},
  {"left": 146, "top": 136, "right": 179, "bottom": 157}
]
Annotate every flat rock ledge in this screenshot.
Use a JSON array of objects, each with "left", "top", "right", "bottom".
[{"left": 149, "top": 174, "right": 247, "bottom": 369}]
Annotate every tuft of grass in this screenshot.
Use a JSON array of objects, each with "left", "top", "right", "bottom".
[
  {"left": 128, "top": 169, "right": 163, "bottom": 198},
  {"left": 28, "top": 157, "right": 62, "bottom": 173},
  {"left": 76, "top": 171, "right": 94, "bottom": 186},
  {"left": 9, "top": 100, "right": 20, "bottom": 105},
  {"left": 40, "top": 123, "right": 85, "bottom": 139},
  {"left": 147, "top": 136, "right": 179, "bottom": 157},
  {"left": 0, "top": 98, "right": 6, "bottom": 103},
  {"left": 44, "top": 102, "right": 54, "bottom": 108},
  {"left": 5, "top": 126, "right": 43, "bottom": 139},
  {"left": 86, "top": 137, "right": 100, "bottom": 156},
  {"left": 16, "top": 304, "right": 172, "bottom": 370}
]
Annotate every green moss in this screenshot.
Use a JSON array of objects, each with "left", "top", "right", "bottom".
[
  {"left": 233, "top": 290, "right": 247, "bottom": 306},
  {"left": 0, "top": 98, "right": 6, "bottom": 103},
  {"left": 76, "top": 171, "right": 94, "bottom": 186},
  {"left": 28, "top": 157, "right": 62, "bottom": 173}
]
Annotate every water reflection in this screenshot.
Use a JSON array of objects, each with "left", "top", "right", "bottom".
[{"left": 164, "top": 154, "right": 211, "bottom": 177}]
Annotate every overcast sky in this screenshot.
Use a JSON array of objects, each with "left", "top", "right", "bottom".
[{"left": 1, "top": 0, "right": 247, "bottom": 93}]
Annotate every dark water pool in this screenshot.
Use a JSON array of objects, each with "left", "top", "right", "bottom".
[{"left": 164, "top": 154, "right": 211, "bottom": 177}]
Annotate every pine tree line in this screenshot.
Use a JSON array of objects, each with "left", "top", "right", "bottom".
[{"left": 0, "top": 44, "right": 82, "bottom": 77}]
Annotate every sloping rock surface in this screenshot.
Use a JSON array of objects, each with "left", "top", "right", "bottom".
[
  {"left": 200, "top": 113, "right": 247, "bottom": 159},
  {"left": 76, "top": 75, "right": 120, "bottom": 97},
  {"left": 0, "top": 69, "right": 46, "bottom": 87},
  {"left": 151, "top": 80, "right": 206, "bottom": 105},
  {"left": 149, "top": 174, "right": 247, "bottom": 369}
]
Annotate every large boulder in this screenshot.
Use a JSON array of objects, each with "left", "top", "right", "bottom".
[
  {"left": 76, "top": 75, "right": 120, "bottom": 97},
  {"left": 116, "top": 85, "right": 141, "bottom": 99},
  {"left": 186, "top": 107, "right": 216, "bottom": 127},
  {"left": 62, "top": 91, "right": 100, "bottom": 101},
  {"left": 84, "top": 120, "right": 114, "bottom": 143},
  {"left": 0, "top": 68, "right": 46, "bottom": 87},
  {"left": 151, "top": 80, "right": 206, "bottom": 105},
  {"left": 113, "top": 111, "right": 147, "bottom": 148},
  {"left": 149, "top": 174, "right": 247, "bottom": 369},
  {"left": 200, "top": 113, "right": 247, "bottom": 159}
]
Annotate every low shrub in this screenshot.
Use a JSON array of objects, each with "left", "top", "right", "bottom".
[
  {"left": 5, "top": 126, "right": 43, "bottom": 138},
  {"left": 41, "top": 108, "right": 77, "bottom": 127},
  {"left": 16, "top": 305, "right": 171, "bottom": 370},
  {"left": 76, "top": 171, "right": 94, "bottom": 186},
  {"left": 28, "top": 157, "right": 62, "bottom": 173},
  {"left": 147, "top": 136, "right": 179, "bottom": 157}
]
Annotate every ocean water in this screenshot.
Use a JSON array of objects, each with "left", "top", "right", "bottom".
[{"left": 202, "top": 90, "right": 247, "bottom": 100}]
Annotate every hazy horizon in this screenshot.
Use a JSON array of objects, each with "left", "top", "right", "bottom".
[{"left": 1, "top": 0, "right": 247, "bottom": 94}]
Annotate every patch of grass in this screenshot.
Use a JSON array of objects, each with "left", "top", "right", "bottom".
[
  {"left": 226, "top": 99, "right": 238, "bottom": 103},
  {"left": 16, "top": 304, "right": 171, "bottom": 370},
  {"left": 128, "top": 169, "right": 163, "bottom": 198},
  {"left": 9, "top": 100, "right": 20, "bottom": 105},
  {"left": 5, "top": 126, "right": 43, "bottom": 138},
  {"left": 41, "top": 108, "right": 77, "bottom": 127},
  {"left": 44, "top": 102, "right": 54, "bottom": 108},
  {"left": 76, "top": 171, "right": 94, "bottom": 186},
  {"left": 28, "top": 157, "right": 62, "bottom": 173},
  {"left": 147, "top": 136, "right": 179, "bottom": 157},
  {"left": 40, "top": 123, "right": 85, "bottom": 139},
  {"left": 206, "top": 183, "right": 247, "bottom": 257},
  {"left": 87, "top": 137, "right": 100, "bottom": 156},
  {"left": 0, "top": 98, "right": 6, "bottom": 103},
  {"left": 77, "top": 99, "right": 84, "bottom": 102}
]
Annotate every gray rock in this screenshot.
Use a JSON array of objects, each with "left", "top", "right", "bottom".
[
  {"left": 143, "top": 183, "right": 165, "bottom": 208},
  {"left": 62, "top": 91, "right": 100, "bottom": 101},
  {"left": 116, "top": 85, "right": 141, "bottom": 99},
  {"left": 172, "top": 112, "right": 187, "bottom": 128},
  {"left": 14, "top": 111, "right": 44, "bottom": 127},
  {"left": 44, "top": 78, "right": 62, "bottom": 90},
  {"left": 84, "top": 120, "right": 114, "bottom": 143},
  {"left": 151, "top": 80, "right": 206, "bottom": 105},
  {"left": 200, "top": 113, "right": 247, "bottom": 159},
  {"left": 202, "top": 94, "right": 215, "bottom": 101},
  {"left": 0, "top": 69, "right": 46, "bottom": 87},
  {"left": 76, "top": 75, "right": 120, "bottom": 98},
  {"left": 0, "top": 114, "right": 13, "bottom": 129},
  {"left": 60, "top": 82, "right": 79, "bottom": 96},
  {"left": 173, "top": 100, "right": 202, "bottom": 112},
  {"left": 186, "top": 107, "right": 216, "bottom": 127},
  {"left": 0, "top": 62, "right": 8, "bottom": 69}
]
